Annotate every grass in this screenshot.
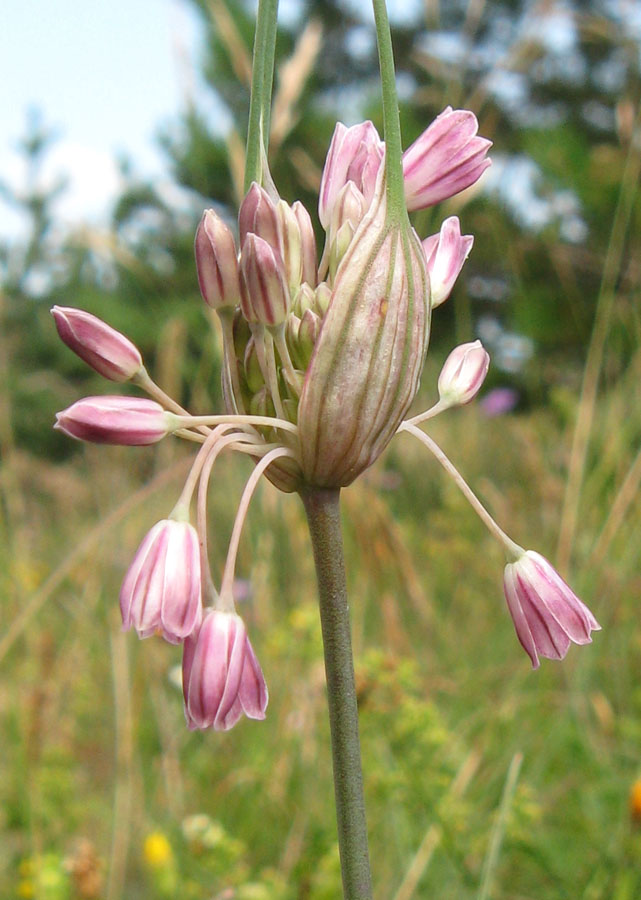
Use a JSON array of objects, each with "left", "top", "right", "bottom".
[{"left": 1, "top": 340, "right": 640, "bottom": 899}]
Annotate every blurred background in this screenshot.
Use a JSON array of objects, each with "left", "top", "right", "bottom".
[{"left": 1, "top": 0, "right": 640, "bottom": 897}]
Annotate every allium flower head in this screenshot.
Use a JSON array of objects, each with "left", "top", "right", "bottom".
[
  {"left": 503, "top": 550, "right": 601, "bottom": 668},
  {"left": 182, "top": 609, "right": 268, "bottom": 731}
]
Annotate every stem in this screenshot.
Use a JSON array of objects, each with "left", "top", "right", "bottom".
[
  {"left": 171, "top": 412, "right": 298, "bottom": 435},
  {"left": 300, "top": 488, "right": 373, "bottom": 900},
  {"left": 245, "top": 0, "right": 279, "bottom": 191},
  {"left": 371, "top": 0, "right": 406, "bottom": 221},
  {"left": 400, "top": 423, "right": 523, "bottom": 559}
]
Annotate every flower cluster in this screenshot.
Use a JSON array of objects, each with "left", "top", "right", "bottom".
[{"left": 53, "top": 106, "right": 599, "bottom": 732}]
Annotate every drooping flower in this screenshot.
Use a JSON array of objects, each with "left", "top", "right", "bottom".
[
  {"left": 503, "top": 550, "right": 601, "bottom": 668},
  {"left": 52, "top": 306, "right": 143, "bottom": 382},
  {"left": 437, "top": 341, "right": 490, "bottom": 408},
  {"left": 54, "top": 396, "right": 174, "bottom": 445},
  {"left": 120, "top": 518, "right": 202, "bottom": 644},
  {"left": 182, "top": 609, "right": 268, "bottom": 731},
  {"left": 422, "top": 216, "right": 474, "bottom": 308}
]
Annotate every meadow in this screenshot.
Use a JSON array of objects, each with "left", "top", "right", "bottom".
[
  {"left": 1, "top": 320, "right": 640, "bottom": 898},
  {"left": 2, "top": 0, "right": 641, "bottom": 896}
]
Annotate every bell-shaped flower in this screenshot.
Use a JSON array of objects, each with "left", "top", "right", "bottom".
[
  {"left": 422, "top": 216, "right": 474, "bottom": 308},
  {"left": 403, "top": 107, "right": 492, "bottom": 211},
  {"left": 54, "top": 396, "right": 174, "bottom": 445},
  {"left": 318, "top": 120, "right": 384, "bottom": 228},
  {"left": 503, "top": 550, "right": 601, "bottom": 669},
  {"left": 120, "top": 519, "right": 202, "bottom": 644},
  {"left": 194, "top": 209, "right": 241, "bottom": 310},
  {"left": 298, "top": 158, "right": 430, "bottom": 487},
  {"left": 437, "top": 341, "right": 490, "bottom": 408},
  {"left": 182, "top": 609, "right": 268, "bottom": 731},
  {"left": 52, "top": 306, "right": 143, "bottom": 382}
]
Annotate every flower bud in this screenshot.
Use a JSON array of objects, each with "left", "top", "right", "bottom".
[
  {"left": 239, "top": 234, "right": 291, "bottom": 327},
  {"left": 238, "top": 182, "right": 280, "bottom": 249},
  {"left": 276, "top": 199, "right": 303, "bottom": 296},
  {"left": 437, "top": 341, "right": 490, "bottom": 407},
  {"left": 51, "top": 306, "right": 143, "bottom": 382},
  {"left": 422, "top": 216, "right": 474, "bottom": 308},
  {"left": 298, "top": 164, "right": 430, "bottom": 487},
  {"left": 194, "top": 210, "right": 241, "bottom": 310},
  {"left": 54, "top": 396, "right": 173, "bottom": 445},
  {"left": 330, "top": 182, "right": 366, "bottom": 234},
  {"left": 292, "top": 200, "right": 317, "bottom": 286},
  {"left": 292, "top": 283, "right": 316, "bottom": 317},
  {"left": 504, "top": 550, "right": 600, "bottom": 669},
  {"left": 318, "top": 121, "right": 384, "bottom": 228},
  {"left": 120, "top": 519, "right": 202, "bottom": 644},
  {"left": 182, "top": 609, "right": 268, "bottom": 731},
  {"left": 403, "top": 107, "right": 492, "bottom": 211}
]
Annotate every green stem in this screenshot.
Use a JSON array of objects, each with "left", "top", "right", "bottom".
[
  {"left": 245, "top": 0, "right": 279, "bottom": 191},
  {"left": 301, "top": 488, "right": 373, "bottom": 900},
  {"left": 372, "top": 0, "right": 406, "bottom": 221}
]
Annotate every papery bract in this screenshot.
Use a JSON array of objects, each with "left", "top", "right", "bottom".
[
  {"left": 422, "top": 216, "right": 474, "bottom": 308},
  {"left": 51, "top": 306, "right": 143, "bottom": 382},
  {"left": 54, "top": 396, "right": 173, "bottom": 445},
  {"left": 120, "top": 519, "right": 202, "bottom": 644},
  {"left": 503, "top": 550, "right": 601, "bottom": 668},
  {"left": 437, "top": 340, "right": 490, "bottom": 407},
  {"left": 299, "top": 161, "right": 430, "bottom": 487},
  {"left": 182, "top": 609, "right": 268, "bottom": 731},
  {"left": 403, "top": 107, "right": 492, "bottom": 211}
]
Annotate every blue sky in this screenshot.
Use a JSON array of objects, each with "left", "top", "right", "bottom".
[{"left": 1, "top": 0, "right": 201, "bottom": 235}]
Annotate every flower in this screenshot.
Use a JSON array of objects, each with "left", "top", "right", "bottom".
[
  {"left": 503, "top": 550, "right": 600, "bottom": 668},
  {"left": 120, "top": 519, "right": 202, "bottom": 644},
  {"left": 422, "top": 216, "right": 474, "bottom": 308},
  {"left": 182, "top": 609, "right": 268, "bottom": 730},
  {"left": 318, "top": 120, "right": 384, "bottom": 229},
  {"left": 54, "top": 396, "right": 173, "bottom": 445},
  {"left": 194, "top": 210, "right": 241, "bottom": 310},
  {"left": 51, "top": 306, "right": 143, "bottom": 382},
  {"left": 403, "top": 107, "right": 492, "bottom": 211},
  {"left": 437, "top": 341, "right": 490, "bottom": 407}
]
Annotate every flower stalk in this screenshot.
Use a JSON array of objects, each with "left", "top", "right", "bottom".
[{"left": 301, "top": 488, "right": 373, "bottom": 900}]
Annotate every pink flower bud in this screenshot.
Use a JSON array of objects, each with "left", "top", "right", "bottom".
[
  {"left": 318, "top": 121, "right": 384, "bottom": 228},
  {"left": 329, "top": 182, "right": 366, "bottom": 237},
  {"left": 194, "top": 210, "right": 241, "bottom": 309},
  {"left": 51, "top": 306, "right": 143, "bottom": 382},
  {"left": 403, "top": 107, "right": 492, "bottom": 211},
  {"left": 299, "top": 160, "right": 430, "bottom": 487},
  {"left": 437, "top": 341, "right": 490, "bottom": 407},
  {"left": 54, "top": 396, "right": 173, "bottom": 445},
  {"left": 182, "top": 609, "right": 268, "bottom": 731},
  {"left": 422, "top": 216, "right": 474, "bottom": 308},
  {"left": 292, "top": 200, "right": 317, "bottom": 286},
  {"left": 238, "top": 182, "right": 280, "bottom": 249},
  {"left": 120, "top": 519, "right": 202, "bottom": 644},
  {"left": 276, "top": 199, "right": 303, "bottom": 296},
  {"left": 239, "top": 233, "right": 290, "bottom": 327},
  {"left": 504, "top": 551, "right": 600, "bottom": 669}
]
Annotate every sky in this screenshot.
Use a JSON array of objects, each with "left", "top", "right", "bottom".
[{"left": 1, "top": 0, "right": 201, "bottom": 237}]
